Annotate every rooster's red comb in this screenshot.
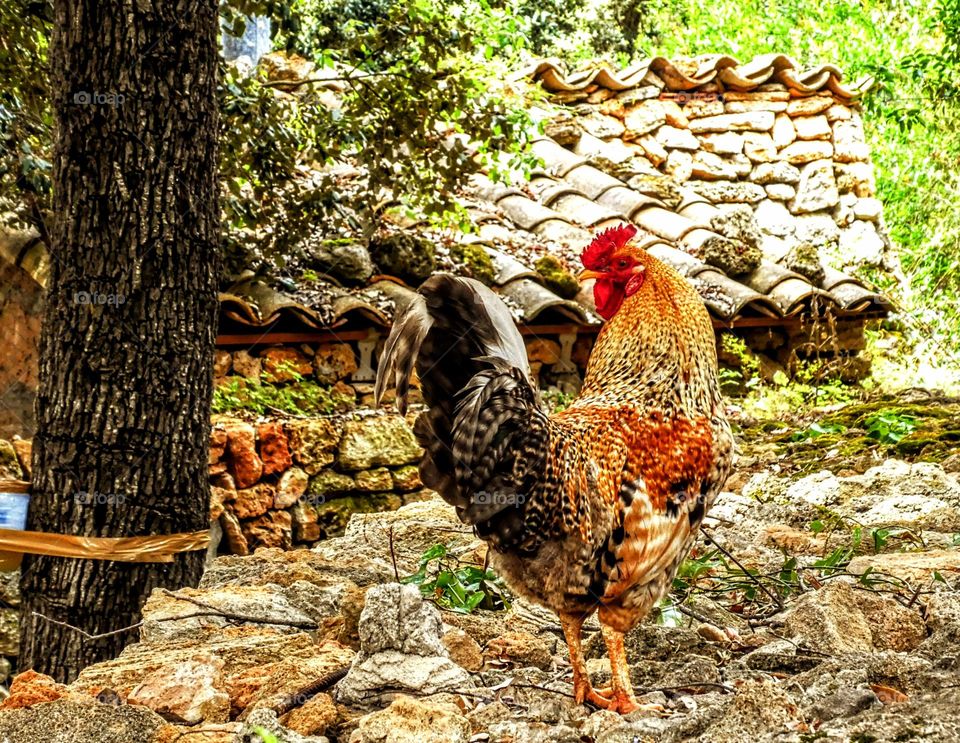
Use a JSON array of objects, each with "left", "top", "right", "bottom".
[{"left": 580, "top": 223, "right": 638, "bottom": 270}]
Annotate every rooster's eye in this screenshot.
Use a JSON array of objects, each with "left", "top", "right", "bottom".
[{"left": 616, "top": 259, "right": 629, "bottom": 269}]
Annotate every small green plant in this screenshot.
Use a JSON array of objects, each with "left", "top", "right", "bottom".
[
  {"left": 402, "top": 543, "right": 511, "bottom": 613},
  {"left": 789, "top": 421, "right": 847, "bottom": 442},
  {"left": 212, "top": 363, "right": 354, "bottom": 416},
  {"left": 864, "top": 410, "right": 919, "bottom": 444}
]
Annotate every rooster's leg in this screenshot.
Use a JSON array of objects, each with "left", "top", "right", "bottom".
[
  {"left": 597, "top": 618, "right": 668, "bottom": 716},
  {"left": 559, "top": 612, "right": 611, "bottom": 709}
]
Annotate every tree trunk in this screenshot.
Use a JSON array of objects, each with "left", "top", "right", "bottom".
[{"left": 19, "top": 0, "right": 220, "bottom": 681}]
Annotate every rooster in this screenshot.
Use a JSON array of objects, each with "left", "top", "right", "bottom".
[{"left": 375, "top": 223, "right": 734, "bottom": 714}]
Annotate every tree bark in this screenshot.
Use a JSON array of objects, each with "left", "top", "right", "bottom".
[{"left": 19, "top": 0, "right": 220, "bottom": 681}]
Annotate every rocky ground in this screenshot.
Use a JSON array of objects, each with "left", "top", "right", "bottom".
[{"left": 0, "top": 443, "right": 956, "bottom": 743}]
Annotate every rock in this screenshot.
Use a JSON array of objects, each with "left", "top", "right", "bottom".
[
  {"left": 258, "top": 422, "right": 293, "bottom": 477},
  {"left": 699, "top": 678, "right": 802, "bottom": 742},
  {"left": 525, "top": 338, "right": 562, "bottom": 365},
  {"left": 783, "top": 580, "right": 926, "bottom": 654},
  {"left": 750, "top": 161, "right": 801, "bottom": 185},
  {"left": 690, "top": 150, "right": 738, "bottom": 180},
  {"left": 660, "top": 100, "right": 689, "bottom": 128},
  {"left": 664, "top": 149, "right": 693, "bottom": 182},
  {"left": 313, "top": 493, "right": 402, "bottom": 539},
  {"left": 369, "top": 231, "right": 436, "bottom": 284},
  {"left": 788, "top": 159, "right": 839, "bottom": 214},
  {"left": 243, "top": 510, "right": 293, "bottom": 550},
  {"left": 224, "top": 420, "right": 263, "bottom": 489},
  {"left": 391, "top": 465, "right": 422, "bottom": 491},
  {"left": 688, "top": 111, "right": 775, "bottom": 133},
  {"left": 727, "top": 152, "right": 753, "bottom": 177},
  {"left": 688, "top": 181, "right": 766, "bottom": 204},
  {"left": 754, "top": 199, "right": 795, "bottom": 237},
  {"left": 442, "top": 628, "right": 484, "bottom": 672},
  {"left": 682, "top": 97, "right": 724, "bottom": 118},
  {"left": 709, "top": 205, "right": 762, "bottom": 251},
  {"left": 311, "top": 240, "right": 375, "bottom": 283},
  {"left": 786, "top": 95, "right": 833, "bottom": 116},
  {"left": 308, "top": 469, "right": 357, "bottom": 502},
  {"left": 128, "top": 655, "right": 230, "bottom": 724},
  {"left": 543, "top": 112, "right": 582, "bottom": 145},
  {"left": 531, "top": 255, "right": 577, "bottom": 299},
  {"left": 853, "top": 196, "right": 882, "bottom": 222},
  {"left": 213, "top": 349, "right": 232, "bottom": 377},
  {"left": 623, "top": 100, "right": 667, "bottom": 138},
  {"left": 0, "top": 699, "right": 166, "bottom": 743},
  {"left": 337, "top": 415, "right": 421, "bottom": 471},
  {"left": 313, "top": 343, "right": 358, "bottom": 384},
  {"left": 219, "top": 510, "right": 249, "bottom": 555},
  {"left": 349, "top": 696, "right": 470, "bottom": 743},
  {"left": 287, "top": 419, "right": 343, "bottom": 475},
  {"left": 793, "top": 114, "right": 831, "bottom": 140},
  {"left": 0, "top": 439, "right": 23, "bottom": 480},
  {"left": 848, "top": 550, "right": 960, "bottom": 584},
  {"left": 484, "top": 630, "right": 554, "bottom": 670},
  {"left": 835, "top": 161, "right": 877, "bottom": 197},
  {"left": 275, "top": 467, "right": 309, "bottom": 509},
  {"left": 839, "top": 220, "right": 885, "bottom": 265},
  {"left": 794, "top": 213, "right": 840, "bottom": 247},
  {"left": 779, "top": 140, "right": 834, "bottom": 164},
  {"left": 826, "top": 103, "right": 853, "bottom": 121},
  {"left": 700, "top": 132, "right": 743, "bottom": 155},
  {"left": 228, "top": 641, "right": 354, "bottom": 714},
  {"left": 695, "top": 234, "right": 762, "bottom": 275},
  {"left": 629, "top": 174, "right": 683, "bottom": 207},
  {"left": 232, "top": 483, "right": 275, "bottom": 519},
  {"left": 765, "top": 183, "right": 796, "bottom": 201},
  {"left": 655, "top": 124, "right": 699, "bottom": 150},
  {"left": 280, "top": 692, "right": 337, "bottom": 736},
  {"left": 771, "top": 113, "right": 796, "bottom": 148},
  {"left": 577, "top": 111, "right": 624, "bottom": 139},
  {"left": 833, "top": 118, "right": 870, "bottom": 163},
  {"left": 724, "top": 98, "right": 788, "bottom": 113},
  {"left": 290, "top": 501, "right": 321, "bottom": 543},
  {"left": 336, "top": 584, "right": 474, "bottom": 706},
  {"left": 261, "top": 347, "right": 313, "bottom": 383},
  {"left": 0, "top": 670, "right": 70, "bottom": 709},
  {"left": 232, "top": 349, "right": 262, "bottom": 380},
  {"left": 634, "top": 135, "right": 667, "bottom": 166},
  {"left": 242, "top": 706, "right": 335, "bottom": 743},
  {"left": 354, "top": 467, "right": 392, "bottom": 492},
  {"left": 741, "top": 132, "right": 778, "bottom": 162},
  {"left": 782, "top": 241, "right": 825, "bottom": 283}
]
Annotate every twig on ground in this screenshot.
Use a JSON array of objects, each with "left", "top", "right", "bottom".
[
  {"left": 158, "top": 588, "right": 319, "bottom": 629},
  {"left": 701, "top": 527, "right": 784, "bottom": 610}
]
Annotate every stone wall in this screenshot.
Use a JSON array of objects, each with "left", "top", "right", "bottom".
[
  {"left": 571, "top": 84, "right": 893, "bottom": 275},
  {"left": 209, "top": 412, "right": 427, "bottom": 554}
]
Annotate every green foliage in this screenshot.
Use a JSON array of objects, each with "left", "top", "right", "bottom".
[
  {"left": 540, "top": 388, "right": 575, "bottom": 413},
  {"left": 789, "top": 421, "right": 846, "bottom": 442},
  {"left": 1, "top": 0, "right": 537, "bottom": 276},
  {"left": 864, "top": 410, "right": 918, "bottom": 444},
  {"left": 212, "top": 364, "right": 353, "bottom": 415},
  {"left": 401, "top": 542, "right": 511, "bottom": 612}
]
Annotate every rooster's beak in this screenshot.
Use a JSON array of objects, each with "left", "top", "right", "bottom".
[{"left": 578, "top": 269, "right": 603, "bottom": 283}]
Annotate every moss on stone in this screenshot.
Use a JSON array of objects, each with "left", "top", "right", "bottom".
[
  {"left": 368, "top": 232, "right": 436, "bottom": 284},
  {"left": 450, "top": 243, "right": 496, "bottom": 286},
  {"left": 534, "top": 255, "right": 580, "bottom": 299},
  {"left": 697, "top": 235, "right": 762, "bottom": 277},
  {"left": 313, "top": 493, "right": 403, "bottom": 538}
]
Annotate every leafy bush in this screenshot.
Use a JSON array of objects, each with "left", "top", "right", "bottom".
[{"left": 402, "top": 543, "right": 511, "bottom": 612}]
